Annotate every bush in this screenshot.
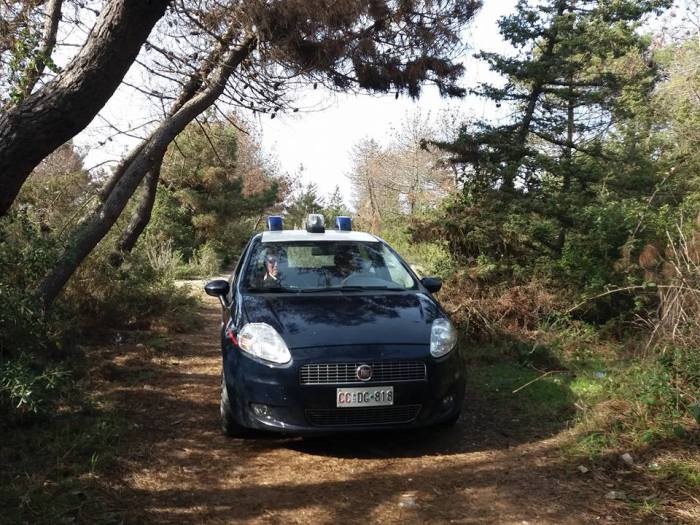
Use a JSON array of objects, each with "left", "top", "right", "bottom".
[
  {"left": 61, "top": 239, "right": 200, "bottom": 333},
  {"left": 181, "top": 242, "right": 221, "bottom": 278},
  {"left": 0, "top": 353, "right": 70, "bottom": 417},
  {"left": 0, "top": 214, "right": 63, "bottom": 357},
  {"left": 0, "top": 282, "right": 48, "bottom": 356},
  {"left": 438, "top": 272, "right": 568, "bottom": 339},
  {"left": 376, "top": 220, "right": 455, "bottom": 278},
  {"left": 140, "top": 235, "right": 185, "bottom": 282}
]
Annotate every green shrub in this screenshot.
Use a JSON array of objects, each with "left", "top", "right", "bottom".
[
  {"left": 0, "top": 215, "right": 61, "bottom": 357},
  {"left": 140, "top": 235, "right": 185, "bottom": 282},
  {"left": 0, "top": 353, "right": 70, "bottom": 416},
  {"left": 182, "top": 242, "right": 221, "bottom": 278},
  {"left": 377, "top": 221, "right": 454, "bottom": 278},
  {"left": 61, "top": 241, "right": 200, "bottom": 333},
  {"left": 0, "top": 282, "right": 48, "bottom": 356}
]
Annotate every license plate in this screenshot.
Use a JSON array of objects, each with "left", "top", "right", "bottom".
[{"left": 336, "top": 386, "right": 394, "bottom": 407}]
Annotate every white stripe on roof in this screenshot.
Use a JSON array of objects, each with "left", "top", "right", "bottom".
[{"left": 261, "top": 230, "right": 379, "bottom": 243}]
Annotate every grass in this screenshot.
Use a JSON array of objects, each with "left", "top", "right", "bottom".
[
  {"left": 0, "top": 375, "right": 127, "bottom": 524},
  {"left": 464, "top": 342, "right": 577, "bottom": 435},
  {"left": 471, "top": 362, "right": 574, "bottom": 419},
  {"left": 629, "top": 498, "right": 663, "bottom": 520},
  {"left": 658, "top": 461, "right": 700, "bottom": 488},
  {"left": 0, "top": 414, "right": 125, "bottom": 522},
  {"left": 464, "top": 323, "right": 700, "bottom": 517}
]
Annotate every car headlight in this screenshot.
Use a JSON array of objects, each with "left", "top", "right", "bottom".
[
  {"left": 237, "top": 323, "right": 291, "bottom": 364},
  {"left": 430, "top": 318, "right": 457, "bottom": 358}
]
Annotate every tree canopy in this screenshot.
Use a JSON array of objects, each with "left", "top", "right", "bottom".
[{"left": 424, "top": 0, "right": 680, "bottom": 309}]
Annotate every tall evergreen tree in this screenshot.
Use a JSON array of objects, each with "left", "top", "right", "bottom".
[
  {"left": 285, "top": 183, "right": 325, "bottom": 229},
  {"left": 431, "top": 0, "right": 671, "bottom": 270},
  {"left": 324, "top": 186, "right": 351, "bottom": 222}
]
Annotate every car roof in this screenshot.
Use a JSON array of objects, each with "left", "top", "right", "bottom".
[{"left": 260, "top": 230, "right": 379, "bottom": 243}]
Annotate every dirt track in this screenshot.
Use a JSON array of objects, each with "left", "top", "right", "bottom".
[{"left": 97, "top": 293, "right": 627, "bottom": 524}]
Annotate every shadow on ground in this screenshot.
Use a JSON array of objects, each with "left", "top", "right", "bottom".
[
  {"left": 105, "top": 299, "right": 700, "bottom": 524},
  {"left": 9, "top": 295, "right": 694, "bottom": 524},
  {"left": 80, "top": 298, "right": 608, "bottom": 525}
]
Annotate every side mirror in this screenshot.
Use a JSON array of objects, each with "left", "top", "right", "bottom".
[
  {"left": 421, "top": 277, "right": 442, "bottom": 294},
  {"left": 204, "top": 279, "right": 229, "bottom": 297}
]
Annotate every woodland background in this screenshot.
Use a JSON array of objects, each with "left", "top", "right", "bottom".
[{"left": 1, "top": 0, "right": 699, "bottom": 521}]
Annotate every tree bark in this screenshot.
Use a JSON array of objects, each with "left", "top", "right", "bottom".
[
  {"left": 501, "top": 1, "right": 566, "bottom": 192},
  {"left": 97, "top": 23, "right": 239, "bottom": 204},
  {"left": 115, "top": 159, "right": 162, "bottom": 255},
  {"left": 555, "top": 77, "right": 576, "bottom": 255},
  {"left": 103, "top": 24, "right": 244, "bottom": 263},
  {"left": 36, "top": 36, "right": 257, "bottom": 310},
  {"left": 0, "top": 0, "right": 171, "bottom": 217}
]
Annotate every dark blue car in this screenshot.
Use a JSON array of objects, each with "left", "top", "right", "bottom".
[{"left": 204, "top": 214, "right": 464, "bottom": 436}]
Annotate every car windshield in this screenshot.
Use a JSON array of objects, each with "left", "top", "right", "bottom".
[{"left": 242, "top": 240, "right": 417, "bottom": 292}]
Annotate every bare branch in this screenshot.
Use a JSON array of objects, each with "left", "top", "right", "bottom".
[{"left": 22, "top": 0, "right": 64, "bottom": 96}]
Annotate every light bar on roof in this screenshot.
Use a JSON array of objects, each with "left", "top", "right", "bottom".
[
  {"left": 267, "top": 215, "right": 283, "bottom": 231},
  {"left": 306, "top": 214, "right": 325, "bottom": 233},
  {"left": 335, "top": 216, "right": 352, "bottom": 231}
]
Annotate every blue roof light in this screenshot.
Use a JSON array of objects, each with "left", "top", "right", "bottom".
[
  {"left": 335, "top": 216, "right": 352, "bottom": 231},
  {"left": 267, "top": 215, "right": 283, "bottom": 231}
]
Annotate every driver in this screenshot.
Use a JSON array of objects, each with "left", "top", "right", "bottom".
[{"left": 260, "top": 251, "right": 282, "bottom": 287}]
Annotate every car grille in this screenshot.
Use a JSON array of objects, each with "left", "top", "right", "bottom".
[
  {"left": 306, "top": 405, "right": 421, "bottom": 427},
  {"left": 300, "top": 361, "right": 426, "bottom": 385}
]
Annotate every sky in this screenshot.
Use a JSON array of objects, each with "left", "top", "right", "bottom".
[
  {"left": 72, "top": 1, "right": 518, "bottom": 205},
  {"left": 256, "top": 0, "right": 517, "bottom": 202},
  {"left": 62, "top": 0, "right": 691, "bottom": 207}
]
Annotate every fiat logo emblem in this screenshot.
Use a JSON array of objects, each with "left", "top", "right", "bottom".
[{"left": 356, "top": 364, "right": 373, "bottom": 382}]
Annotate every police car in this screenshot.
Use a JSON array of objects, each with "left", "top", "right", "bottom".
[{"left": 205, "top": 214, "right": 464, "bottom": 435}]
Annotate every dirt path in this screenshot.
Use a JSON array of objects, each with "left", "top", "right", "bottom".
[{"left": 96, "top": 292, "right": 625, "bottom": 524}]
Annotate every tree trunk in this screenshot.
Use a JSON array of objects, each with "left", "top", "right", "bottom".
[
  {"left": 501, "top": 1, "right": 566, "bottom": 192},
  {"left": 555, "top": 76, "right": 576, "bottom": 255},
  {"left": 97, "top": 23, "right": 239, "bottom": 204},
  {"left": 103, "top": 24, "right": 245, "bottom": 263},
  {"left": 115, "top": 160, "right": 163, "bottom": 255},
  {"left": 366, "top": 173, "right": 381, "bottom": 233},
  {"left": 36, "top": 36, "right": 257, "bottom": 310},
  {"left": 0, "top": 0, "right": 171, "bottom": 217}
]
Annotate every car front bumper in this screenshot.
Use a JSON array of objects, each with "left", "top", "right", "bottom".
[{"left": 222, "top": 342, "right": 465, "bottom": 434}]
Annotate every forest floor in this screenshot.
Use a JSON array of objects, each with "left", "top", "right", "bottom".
[{"left": 4, "top": 283, "right": 698, "bottom": 524}]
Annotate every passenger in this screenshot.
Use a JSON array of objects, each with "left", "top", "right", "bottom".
[{"left": 332, "top": 246, "right": 362, "bottom": 283}]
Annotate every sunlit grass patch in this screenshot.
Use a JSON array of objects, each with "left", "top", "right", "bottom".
[
  {"left": 465, "top": 343, "right": 577, "bottom": 431},
  {"left": 565, "top": 428, "right": 620, "bottom": 460},
  {"left": 570, "top": 374, "right": 607, "bottom": 400},
  {"left": 657, "top": 461, "right": 700, "bottom": 488}
]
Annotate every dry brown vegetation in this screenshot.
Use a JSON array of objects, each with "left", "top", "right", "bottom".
[{"left": 438, "top": 275, "right": 567, "bottom": 339}]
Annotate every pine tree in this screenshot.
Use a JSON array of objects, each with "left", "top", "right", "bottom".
[
  {"left": 324, "top": 186, "right": 351, "bottom": 223},
  {"left": 431, "top": 0, "right": 671, "bottom": 267},
  {"left": 285, "top": 183, "right": 325, "bottom": 229}
]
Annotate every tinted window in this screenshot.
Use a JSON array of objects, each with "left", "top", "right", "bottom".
[{"left": 242, "top": 241, "right": 416, "bottom": 292}]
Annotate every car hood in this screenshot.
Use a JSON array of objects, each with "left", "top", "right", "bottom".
[{"left": 240, "top": 292, "right": 441, "bottom": 348}]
